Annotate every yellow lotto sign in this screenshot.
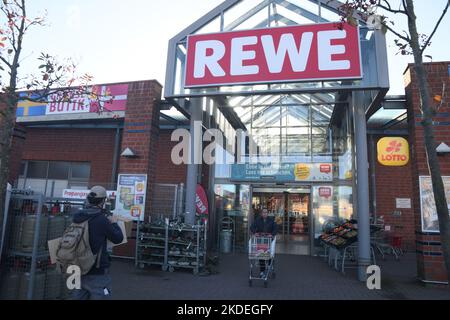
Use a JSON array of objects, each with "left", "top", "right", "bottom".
[{"left": 377, "top": 137, "right": 410, "bottom": 166}]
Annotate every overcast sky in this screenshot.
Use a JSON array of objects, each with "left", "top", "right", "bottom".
[{"left": 16, "top": 0, "right": 450, "bottom": 96}]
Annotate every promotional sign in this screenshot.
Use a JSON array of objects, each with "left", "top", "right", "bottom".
[
  {"left": 294, "top": 163, "right": 332, "bottom": 182},
  {"left": 231, "top": 162, "right": 333, "bottom": 182},
  {"left": 185, "top": 22, "right": 362, "bottom": 88},
  {"left": 377, "top": 137, "right": 410, "bottom": 166},
  {"left": 196, "top": 184, "right": 209, "bottom": 215},
  {"left": 62, "top": 189, "right": 117, "bottom": 200},
  {"left": 115, "top": 174, "right": 148, "bottom": 221},
  {"left": 16, "top": 84, "right": 129, "bottom": 117},
  {"left": 419, "top": 176, "right": 450, "bottom": 233},
  {"left": 319, "top": 187, "right": 333, "bottom": 199}
]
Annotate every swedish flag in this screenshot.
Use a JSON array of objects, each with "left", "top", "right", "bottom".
[{"left": 16, "top": 93, "right": 47, "bottom": 117}]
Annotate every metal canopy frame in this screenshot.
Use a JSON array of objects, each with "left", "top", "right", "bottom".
[
  {"left": 165, "top": 0, "right": 391, "bottom": 282},
  {"left": 164, "top": 0, "right": 386, "bottom": 105}
]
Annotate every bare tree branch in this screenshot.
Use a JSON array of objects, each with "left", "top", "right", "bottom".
[
  {"left": 379, "top": 0, "right": 407, "bottom": 15},
  {"left": 0, "top": 56, "right": 12, "bottom": 69},
  {"left": 384, "top": 21, "right": 410, "bottom": 42},
  {"left": 402, "top": 0, "right": 415, "bottom": 21},
  {"left": 420, "top": 0, "right": 450, "bottom": 54}
]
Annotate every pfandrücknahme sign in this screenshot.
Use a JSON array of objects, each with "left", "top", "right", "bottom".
[{"left": 185, "top": 22, "right": 362, "bottom": 87}]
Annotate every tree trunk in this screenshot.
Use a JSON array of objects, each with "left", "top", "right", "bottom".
[
  {"left": 0, "top": 92, "right": 17, "bottom": 251},
  {"left": 0, "top": 0, "right": 25, "bottom": 252},
  {"left": 406, "top": 0, "right": 450, "bottom": 285}
]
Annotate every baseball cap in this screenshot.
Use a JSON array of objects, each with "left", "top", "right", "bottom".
[{"left": 89, "top": 186, "right": 107, "bottom": 199}]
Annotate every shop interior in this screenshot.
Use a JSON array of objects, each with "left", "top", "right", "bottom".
[{"left": 252, "top": 186, "right": 311, "bottom": 256}]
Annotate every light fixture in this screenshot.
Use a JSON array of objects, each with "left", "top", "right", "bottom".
[
  {"left": 121, "top": 147, "right": 138, "bottom": 158},
  {"left": 436, "top": 142, "right": 450, "bottom": 155}
]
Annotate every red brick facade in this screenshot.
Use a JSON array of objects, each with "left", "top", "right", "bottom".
[
  {"left": 155, "top": 130, "right": 187, "bottom": 184},
  {"left": 20, "top": 128, "right": 117, "bottom": 188},
  {"left": 369, "top": 135, "right": 416, "bottom": 251},
  {"left": 6, "top": 66, "right": 449, "bottom": 277},
  {"left": 405, "top": 62, "right": 450, "bottom": 283},
  {"left": 113, "top": 80, "right": 162, "bottom": 258}
]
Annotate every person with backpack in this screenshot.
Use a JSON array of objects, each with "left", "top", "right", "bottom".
[{"left": 57, "top": 186, "right": 124, "bottom": 300}]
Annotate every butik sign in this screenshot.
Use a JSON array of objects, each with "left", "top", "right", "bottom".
[
  {"left": 185, "top": 22, "right": 362, "bottom": 87},
  {"left": 377, "top": 137, "right": 410, "bottom": 166}
]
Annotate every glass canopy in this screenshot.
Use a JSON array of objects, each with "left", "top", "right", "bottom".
[{"left": 165, "top": 0, "right": 389, "bottom": 102}]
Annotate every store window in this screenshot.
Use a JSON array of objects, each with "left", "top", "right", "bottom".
[
  {"left": 214, "top": 184, "right": 250, "bottom": 252},
  {"left": 332, "top": 104, "right": 354, "bottom": 181},
  {"left": 312, "top": 185, "right": 354, "bottom": 255},
  {"left": 16, "top": 161, "right": 91, "bottom": 197}
]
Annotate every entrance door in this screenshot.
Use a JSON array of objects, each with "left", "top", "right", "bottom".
[{"left": 251, "top": 187, "right": 311, "bottom": 255}]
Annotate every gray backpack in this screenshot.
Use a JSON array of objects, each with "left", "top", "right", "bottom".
[{"left": 56, "top": 219, "right": 101, "bottom": 275}]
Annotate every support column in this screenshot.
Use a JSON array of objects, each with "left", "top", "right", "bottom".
[
  {"left": 353, "top": 97, "right": 372, "bottom": 282},
  {"left": 185, "top": 98, "right": 203, "bottom": 225}
]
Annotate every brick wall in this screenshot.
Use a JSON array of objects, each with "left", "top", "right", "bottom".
[
  {"left": 155, "top": 130, "right": 187, "bottom": 184},
  {"left": 114, "top": 80, "right": 162, "bottom": 258},
  {"left": 20, "top": 128, "right": 117, "bottom": 187},
  {"left": 370, "top": 135, "right": 415, "bottom": 251},
  {"left": 405, "top": 61, "right": 450, "bottom": 283}
]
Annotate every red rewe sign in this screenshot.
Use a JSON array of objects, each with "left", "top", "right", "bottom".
[
  {"left": 320, "top": 164, "right": 332, "bottom": 174},
  {"left": 196, "top": 184, "right": 209, "bottom": 215},
  {"left": 319, "top": 187, "right": 332, "bottom": 198},
  {"left": 185, "top": 22, "right": 362, "bottom": 88}
]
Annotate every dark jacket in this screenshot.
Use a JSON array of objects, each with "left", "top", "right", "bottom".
[
  {"left": 250, "top": 216, "right": 278, "bottom": 236},
  {"left": 73, "top": 206, "right": 124, "bottom": 274}
]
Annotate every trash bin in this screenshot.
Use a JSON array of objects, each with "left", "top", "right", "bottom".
[{"left": 220, "top": 230, "right": 233, "bottom": 254}]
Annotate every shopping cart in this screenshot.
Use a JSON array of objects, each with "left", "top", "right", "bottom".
[{"left": 248, "top": 234, "right": 276, "bottom": 288}]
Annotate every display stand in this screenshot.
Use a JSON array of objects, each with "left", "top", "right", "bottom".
[{"left": 136, "top": 218, "right": 207, "bottom": 275}]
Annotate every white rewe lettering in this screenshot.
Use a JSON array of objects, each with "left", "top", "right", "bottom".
[
  {"left": 261, "top": 32, "right": 314, "bottom": 73},
  {"left": 194, "top": 40, "right": 226, "bottom": 78},
  {"left": 317, "top": 30, "right": 350, "bottom": 71},
  {"left": 186, "top": 23, "right": 361, "bottom": 86},
  {"left": 230, "top": 36, "right": 259, "bottom": 76}
]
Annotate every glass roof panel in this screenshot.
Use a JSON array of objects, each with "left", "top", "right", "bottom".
[
  {"left": 231, "top": 5, "right": 270, "bottom": 30},
  {"left": 283, "top": 105, "right": 310, "bottom": 126},
  {"left": 288, "top": 0, "right": 323, "bottom": 17},
  {"left": 160, "top": 107, "right": 188, "bottom": 123},
  {"left": 367, "top": 108, "right": 408, "bottom": 129},
  {"left": 223, "top": 0, "right": 268, "bottom": 31},
  {"left": 273, "top": 3, "right": 324, "bottom": 25}
]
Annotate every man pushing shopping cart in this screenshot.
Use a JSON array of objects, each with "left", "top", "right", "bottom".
[{"left": 249, "top": 208, "right": 277, "bottom": 288}]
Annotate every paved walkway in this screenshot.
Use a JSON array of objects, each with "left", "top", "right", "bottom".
[{"left": 110, "top": 253, "right": 450, "bottom": 300}]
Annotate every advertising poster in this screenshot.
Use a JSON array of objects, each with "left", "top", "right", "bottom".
[
  {"left": 116, "top": 174, "right": 148, "bottom": 221},
  {"left": 420, "top": 176, "right": 450, "bottom": 233},
  {"left": 231, "top": 163, "right": 332, "bottom": 182},
  {"left": 294, "top": 163, "right": 333, "bottom": 182},
  {"left": 17, "top": 84, "right": 129, "bottom": 118}
]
